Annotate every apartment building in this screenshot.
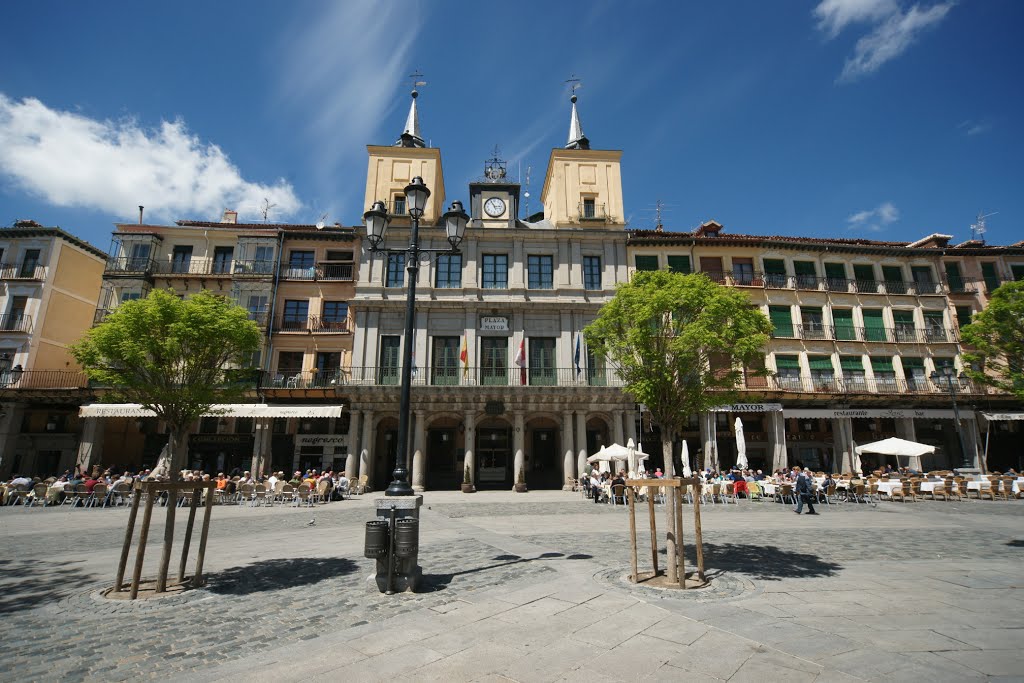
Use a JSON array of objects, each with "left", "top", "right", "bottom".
[{"left": 0, "top": 220, "right": 106, "bottom": 478}]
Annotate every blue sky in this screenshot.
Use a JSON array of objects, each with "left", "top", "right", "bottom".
[{"left": 1, "top": 0, "right": 1021, "bottom": 251}]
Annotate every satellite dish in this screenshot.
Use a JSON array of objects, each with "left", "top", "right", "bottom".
[
  {"left": 316, "top": 213, "right": 328, "bottom": 230},
  {"left": 524, "top": 191, "right": 530, "bottom": 198}
]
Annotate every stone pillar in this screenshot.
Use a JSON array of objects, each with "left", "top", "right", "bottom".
[
  {"left": 0, "top": 403, "right": 24, "bottom": 479},
  {"left": 359, "top": 409, "right": 375, "bottom": 489},
  {"left": 411, "top": 410, "right": 426, "bottom": 492},
  {"left": 251, "top": 417, "right": 273, "bottom": 477},
  {"left": 463, "top": 411, "right": 476, "bottom": 486},
  {"left": 895, "top": 418, "right": 921, "bottom": 471},
  {"left": 699, "top": 412, "right": 719, "bottom": 471},
  {"left": 832, "top": 417, "right": 855, "bottom": 474},
  {"left": 576, "top": 410, "right": 588, "bottom": 477},
  {"left": 562, "top": 410, "right": 575, "bottom": 490},
  {"left": 344, "top": 410, "right": 360, "bottom": 479},
  {"left": 768, "top": 410, "right": 787, "bottom": 473},
  {"left": 75, "top": 416, "right": 105, "bottom": 475},
  {"left": 513, "top": 411, "right": 525, "bottom": 491},
  {"left": 962, "top": 416, "right": 982, "bottom": 470},
  {"left": 625, "top": 406, "right": 638, "bottom": 447},
  {"left": 613, "top": 410, "right": 625, "bottom": 447}
]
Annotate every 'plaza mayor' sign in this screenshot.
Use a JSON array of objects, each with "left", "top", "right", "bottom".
[{"left": 480, "top": 316, "right": 509, "bottom": 331}]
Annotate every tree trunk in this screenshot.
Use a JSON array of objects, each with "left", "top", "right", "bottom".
[
  {"left": 661, "top": 433, "right": 677, "bottom": 583},
  {"left": 152, "top": 427, "right": 190, "bottom": 481}
]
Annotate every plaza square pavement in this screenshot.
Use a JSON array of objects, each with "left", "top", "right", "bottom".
[{"left": 1, "top": 489, "right": 1023, "bottom": 682}]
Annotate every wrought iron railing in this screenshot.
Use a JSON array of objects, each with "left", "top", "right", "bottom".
[
  {"left": 309, "top": 315, "right": 350, "bottom": 333},
  {"left": 277, "top": 262, "right": 355, "bottom": 281},
  {"left": 0, "top": 370, "right": 89, "bottom": 389},
  {"left": 763, "top": 374, "right": 980, "bottom": 395},
  {"left": 0, "top": 263, "right": 46, "bottom": 280},
  {"left": 772, "top": 324, "right": 958, "bottom": 343},
  {"left": 232, "top": 260, "right": 277, "bottom": 276},
  {"left": 0, "top": 314, "right": 32, "bottom": 333},
  {"left": 154, "top": 258, "right": 235, "bottom": 276},
  {"left": 104, "top": 257, "right": 156, "bottom": 276},
  {"left": 578, "top": 202, "right": 607, "bottom": 221}
]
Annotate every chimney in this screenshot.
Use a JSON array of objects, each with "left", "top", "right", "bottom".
[
  {"left": 138, "top": 205, "right": 144, "bottom": 224},
  {"left": 222, "top": 210, "right": 238, "bottom": 224}
]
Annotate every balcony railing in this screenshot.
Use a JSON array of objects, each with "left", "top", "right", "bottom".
[
  {"left": 154, "top": 257, "right": 236, "bottom": 276},
  {"left": 766, "top": 374, "right": 982, "bottom": 395},
  {"left": 0, "top": 263, "right": 46, "bottom": 280},
  {"left": 278, "top": 262, "right": 355, "bottom": 281},
  {"left": 945, "top": 277, "right": 980, "bottom": 294},
  {"left": 578, "top": 202, "right": 607, "bottom": 221},
  {"left": 93, "top": 308, "right": 112, "bottom": 325},
  {"left": 104, "top": 257, "right": 156, "bottom": 276},
  {"left": 232, "top": 260, "right": 277, "bottom": 277},
  {"left": 309, "top": 316, "right": 350, "bottom": 333},
  {"left": 0, "top": 370, "right": 89, "bottom": 389},
  {"left": 0, "top": 314, "right": 32, "bottom": 333},
  {"left": 685, "top": 270, "right": 953, "bottom": 296},
  {"left": 772, "top": 324, "right": 958, "bottom": 343},
  {"left": 246, "top": 311, "right": 269, "bottom": 328},
  {"left": 262, "top": 367, "right": 626, "bottom": 389}
]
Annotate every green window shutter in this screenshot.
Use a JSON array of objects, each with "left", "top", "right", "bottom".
[
  {"left": 635, "top": 255, "right": 659, "bottom": 271},
  {"left": 808, "top": 355, "right": 834, "bottom": 371},
  {"left": 793, "top": 261, "right": 816, "bottom": 275},
  {"left": 945, "top": 262, "right": 965, "bottom": 292},
  {"left": 871, "top": 357, "right": 894, "bottom": 373},
  {"left": 863, "top": 309, "right": 885, "bottom": 341},
  {"left": 892, "top": 311, "right": 915, "bottom": 325},
  {"left": 824, "top": 263, "right": 846, "bottom": 279},
  {"left": 667, "top": 255, "right": 691, "bottom": 274},
  {"left": 775, "top": 355, "right": 800, "bottom": 370},
  {"left": 981, "top": 262, "right": 1000, "bottom": 291},
  {"left": 840, "top": 356, "right": 863, "bottom": 371},
  {"left": 833, "top": 309, "right": 855, "bottom": 340},
  {"left": 769, "top": 306, "right": 793, "bottom": 337},
  {"left": 924, "top": 311, "right": 943, "bottom": 324},
  {"left": 763, "top": 259, "right": 786, "bottom": 275}
]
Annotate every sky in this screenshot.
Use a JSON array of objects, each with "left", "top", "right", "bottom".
[{"left": 1, "top": 0, "right": 1022, "bottom": 253}]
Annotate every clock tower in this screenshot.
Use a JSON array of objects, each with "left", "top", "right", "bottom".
[{"left": 468, "top": 151, "right": 521, "bottom": 229}]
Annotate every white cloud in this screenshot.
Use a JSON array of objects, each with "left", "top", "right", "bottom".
[
  {"left": 813, "top": 1, "right": 954, "bottom": 82},
  {"left": 958, "top": 119, "right": 992, "bottom": 136},
  {"left": 0, "top": 94, "right": 301, "bottom": 222},
  {"left": 848, "top": 201, "right": 900, "bottom": 232}
]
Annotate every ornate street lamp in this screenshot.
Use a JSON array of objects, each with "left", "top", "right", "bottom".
[
  {"left": 363, "top": 177, "right": 469, "bottom": 496},
  {"left": 931, "top": 365, "right": 972, "bottom": 469}
]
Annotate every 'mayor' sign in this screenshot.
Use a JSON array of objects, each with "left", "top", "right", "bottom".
[{"left": 480, "top": 316, "right": 509, "bottom": 331}]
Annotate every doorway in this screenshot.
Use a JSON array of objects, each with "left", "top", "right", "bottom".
[
  {"left": 476, "top": 427, "right": 511, "bottom": 489},
  {"left": 426, "top": 428, "right": 458, "bottom": 490},
  {"left": 528, "top": 429, "right": 561, "bottom": 489}
]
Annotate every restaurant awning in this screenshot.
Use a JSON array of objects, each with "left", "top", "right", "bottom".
[
  {"left": 981, "top": 412, "right": 1024, "bottom": 421},
  {"left": 79, "top": 403, "right": 343, "bottom": 418}
]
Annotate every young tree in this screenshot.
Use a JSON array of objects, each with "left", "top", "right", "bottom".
[
  {"left": 586, "top": 271, "right": 772, "bottom": 582},
  {"left": 960, "top": 280, "right": 1024, "bottom": 400},
  {"left": 72, "top": 289, "right": 262, "bottom": 479}
]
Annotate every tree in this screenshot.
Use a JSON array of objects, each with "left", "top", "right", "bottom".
[
  {"left": 72, "top": 289, "right": 262, "bottom": 479},
  {"left": 960, "top": 280, "right": 1024, "bottom": 400},
  {"left": 586, "top": 271, "right": 772, "bottom": 580}
]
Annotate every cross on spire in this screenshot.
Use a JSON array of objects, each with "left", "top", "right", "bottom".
[
  {"left": 564, "top": 74, "right": 589, "bottom": 150},
  {"left": 396, "top": 70, "right": 427, "bottom": 148}
]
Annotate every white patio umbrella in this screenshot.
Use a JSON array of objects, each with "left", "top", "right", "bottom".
[
  {"left": 855, "top": 437, "right": 934, "bottom": 472},
  {"left": 682, "top": 439, "right": 693, "bottom": 478},
  {"left": 734, "top": 417, "right": 749, "bottom": 470}
]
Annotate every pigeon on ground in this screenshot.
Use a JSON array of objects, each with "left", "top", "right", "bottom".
[{"left": 306, "top": 517, "right": 316, "bottom": 526}]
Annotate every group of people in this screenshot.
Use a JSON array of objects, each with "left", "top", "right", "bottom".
[{"left": 2, "top": 466, "right": 353, "bottom": 507}]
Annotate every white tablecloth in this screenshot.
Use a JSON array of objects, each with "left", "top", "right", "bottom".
[
  {"left": 876, "top": 481, "right": 903, "bottom": 496},
  {"left": 919, "top": 482, "right": 943, "bottom": 493},
  {"left": 966, "top": 481, "right": 990, "bottom": 491},
  {"left": 761, "top": 483, "right": 777, "bottom": 496}
]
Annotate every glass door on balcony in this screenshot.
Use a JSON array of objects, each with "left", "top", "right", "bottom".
[
  {"left": 253, "top": 245, "right": 275, "bottom": 274},
  {"left": 732, "top": 258, "right": 755, "bottom": 285},
  {"left": 276, "top": 351, "right": 304, "bottom": 386},
  {"left": 171, "top": 245, "right": 193, "bottom": 273},
  {"left": 246, "top": 294, "right": 268, "bottom": 325},
  {"left": 793, "top": 261, "right": 817, "bottom": 289},
  {"left": 853, "top": 264, "right": 876, "bottom": 293},
  {"left": 923, "top": 311, "right": 946, "bottom": 342},
  {"left": 763, "top": 259, "right": 787, "bottom": 288},
  {"left": 808, "top": 356, "right": 836, "bottom": 391},
  {"left": 315, "top": 352, "right": 342, "bottom": 386},
  {"left": 801, "top": 307, "right": 827, "bottom": 339},
  {"left": 281, "top": 300, "right": 308, "bottom": 331},
  {"left": 19, "top": 249, "right": 40, "bottom": 278},
  {"left": 902, "top": 357, "right": 926, "bottom": 391},
  {"left": 212, "top": 246, "right": 234, "bottom": 274},
  {"left": 841, "top": 356, "right": 866, "bottom": 391},
  {"left": 824, "top": 262, "right": 847, "bottom": 291},
  {"left": 882, "top": 266, "right": 906, "bottom": 294},
  {"left": 981, "top": 262, "right": 1000, "bottom": 292},
  {"left": 863, "top": 309, "right": 886, "bottom": 342},
  {"left": 775, "top": 355, "right": 802, "bottom": 390},
  {"left": 944, "top": 262, "right": 966, "bottom": 292},
  {"left": 528, "top": 338, "right": 557, "bottom": 386},
  {"left": 127, "top": 242, "right": 151, "bottom": 270},
  {"left": 586, "top": 347, "right": 607, "bottom": 386},
  {"left": 893, "top": 310, "right": 916, "bottom": 342},
  {"left": 480, "top": 338, "right": 507, "bottom": 385},
  {"left": 872, "top": 357, "right": 897, "bottom": 392},
  {"left": 431, "top": 336, "right": 460, "bottom": 385},
  {"left": 379, "top": 336, "right": 400, "bottom": 385},
  {"left": 5, "top": 296, "right": 27, "bottom": 331},
  {"left": 911, "top": 266, "right": 936, "bottom": 294},
  {"left": 699, "top": 257, "right": 725, "bottom": 283},
  {"left": 832, "top": 308, "right": 856, "bottom": 340}
]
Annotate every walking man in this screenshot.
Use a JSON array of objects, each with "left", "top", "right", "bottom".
[{"left": 793, "top": 466, "right": 817, "bottom": 515}]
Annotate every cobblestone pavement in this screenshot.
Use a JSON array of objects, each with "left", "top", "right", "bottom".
[{"left": 0, "top": 492, "right": 1022, "bottom": 681}]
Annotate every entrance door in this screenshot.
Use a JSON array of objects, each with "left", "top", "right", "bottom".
[
  {"left": 528, "top": 429, "right": 560, "bottom": 489},
  {"left": 476, "top": 427, "right": 511, "bottom": 488},
  {"left": 426, "top": 429, "right": 457, "bottom": 490}
]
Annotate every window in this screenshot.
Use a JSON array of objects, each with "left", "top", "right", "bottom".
[
  {"left": 800, "top": 307, "right": 826, "bottom": 339},
  {"left": 392, "top": 195, "right": 406, "bottom": 215},
  {"left": 435, "top": 254, "right": 462, "bottom": 288},
  {"left": 955, "top": 306, "right": 972, "bottom": 329},
  {"left": 386, "top": 253, "right": 405, "bottom": 288},
  {"left": 902, "top": 357, "right": 926, "bottom": 390},
  {"left": 277, "top": 351, "right": 304, "bottom": 374},
  {"left": 171, "top": 245, "right": 193, "bottom": 273},
  {"left": 882, "top": 266, "right": 906, "bottom": 294},
  {"left": 481, "top": 338, "right": 507, "bottom": 385},
  {"left": 732, "top": 258, "right": 754, "bottom": 285},
  {"left": 379, "top": 336, "right": 401, "bottom": 385},
  {"left": 871, "top": 357, "right": 897, "bottom": 391},
  {"left": 853, "top": 264, "right": 876, "bottom": 292},
  {"left": 128, "top": 243, "right": 151, "bottom": 270},
  {"left": 281, "top": 300, "right": 308, "bottom": 331},
  {"left": 482, "top": 254, "right": 508, "bottom": 289},
  {"left": 699, "top": 257, "right": 725, "bottom": 283},
  {"left": 775, "top": 355, "right": 802, "bottom": 390},
  {"left": 634, "top": 255, "right": 659, "bottom": 272},
  {"left": 862, "top": 309, "right": 886, "bottom": 342},
  {"left": 769, "top": 306, "right": 794, "bottom": 338},
  {"left": 893, "top": 310, "right": 916, "bottom": 342},
  {"left": 253, "top": 245, "right": 275, "bottom": 274},
  {"left": 911, "top": 266, "right": 936, "bottom": 293},
  {"left": 824, "top": 263, "right": 847, "bottom": 291},
  {"left": 793, "top": 261, "right": 817, "bottom": 289},
  {"left": 528, "top": 338, "right": 557, "bottom": 386},
  {"left": 582, "top": 197, "right": 596, "bottom": 218},
  {"left": 19, "top": 249, "right": 40, "bottom": 277},
  {"left": 667, "top": 255, "right": 691, "bottom": 274},
  {"left": 212, "top": 246, "right": 233, "bottom": 274},
  {"left": 1011, "top": 265, "right": 1024, "bottom": 281},
  {"left": 586, "top": 347, "right": 606, "bottom": 386},
  {"left": 321, "top": 250, "right": 354, "bottom": 280},
  {"left": 944, "top": 262, "right": 966, "bottom": 292},
  {"left": 235, "top": 417, "right": 254, "bottom": 434},
  {"left": 315, "top": 352, "right": 342, "bottom": 385},
  {"left": 287, "top": 250, "right": 315, "bottom": 279},
  {"left": 808, "top": 356, "right": 835, "bottom": 390},
  {"left": 5, "top": 296, "right": 27, "bottom": 331},
  {"left": 320, "top": 301, "right": 348, "bottom": 331},
  {"left": 583, "top": 255, "right": 602, "bottom": 290},
  {"left": 527, "top": 255, "right": 553, "bottom": 289},
  {"left": 246, "top": 294, "right": 269, "bottom": 324},
  {"left": 923, "top": 311, "right": 946, "bottom": 342},
  {"left": 981, "top": 262, "right": 1000, "bottom": 292},
  {"left": 832, "top": 308, "right": 856, "bottom": 340},
  {"left": 120, "top": 290, "right": 143, "bottom": 303},
  {"left": 763, "top": 259, "right": 787, "bottom": 287},
  {"left": 432, "top": 336, "right": 460, "bottom": 385},
  {"left": 840, "top": 356, "right": 866, "bottom": 389}
]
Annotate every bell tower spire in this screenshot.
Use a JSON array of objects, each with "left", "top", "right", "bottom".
[
  {"left": 564, "top": 76, "right": 590, "bottom": 150},
  {"left": 396, "top": 72, "right": 426, "bottom": 148}
]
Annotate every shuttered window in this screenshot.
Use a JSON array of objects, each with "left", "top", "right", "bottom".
[
  {"left": 833, "top": 308, "right": 855, "bottom": 340},
  {"left": 769, "top": 306, "right": 794, "bottom": 337},
  {"left": 667, "top": 255, "right": 691, "bottom": 274},
  {"left": 863, "top": 309, "right": 886, "bottom": 342},
  {"left": 635, "top": 255, "right": 659, "bottom": 271}
]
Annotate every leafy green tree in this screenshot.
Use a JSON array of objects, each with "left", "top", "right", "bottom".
[
  {"left": 961, "top": 280, "right": 1024, "bottom": 400},
  {"left": 72, "top": 289, "right": 261, "bottom": 479}
]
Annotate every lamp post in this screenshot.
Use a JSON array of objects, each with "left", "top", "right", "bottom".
[
  {"left": 931, "top": 366, "right": 972, "bottom": 469},
  {"left": 363, "top": 177, "right": 469, "bottom": 496}
]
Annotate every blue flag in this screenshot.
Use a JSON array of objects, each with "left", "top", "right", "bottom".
[{"left": 574, "top": 332, "right": 582, "bottom": 378}]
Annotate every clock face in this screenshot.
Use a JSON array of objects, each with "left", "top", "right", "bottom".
[{"left": 484, "top": 197, "right": 506, "bottom": 217}]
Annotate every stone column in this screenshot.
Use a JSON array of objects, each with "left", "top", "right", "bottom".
[
  {"left": 463, "top": 411, "right": 476, "bottom": 486},
  {"left": 613, "top": 410, "right": 625, "bottom": 447},
  {"left": 412, "top": 410, "right": 426, "bottom": 491},
  {"left": 768, "top": 410, "right": 787, "bottom": 473},
  {"left": 345, "top": 410, "right": 360, "bottom": 478},
  {"left": 962, "top": 416, "right": 982, "bottom": 470},
  {"left": 562, "top": 410, "right": 575, "bottom": 490},
  {"left": 0, "top": 403, "right": 24, "bottom": 479},
  {"left": 251, "top": 417, "right": 272, "bottom": 477},
  {"left": 513, "top": 411, "right": 525, "bottom": 490},
  {"left": 699, "top": 412, "right": 719, "bottom": 471},
  {"left": 895, "top": 417, "right": 921, "bottom": 470},
  {"left": 359, "top": 409, "right": 374, "bottom": 489},
  {"left": 832, "top": 417, "right": 855, "bottom": 474},
  {"left": 75, "top": 416, "right": 105, "bottom": 475},
  {"left": 576, "top": 410, "right": 588, "bottom": 477},
  {"left": 625, "top": 407, "right": 638, "bottom": 447}
]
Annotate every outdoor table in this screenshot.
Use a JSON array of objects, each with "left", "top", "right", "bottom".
[
  {"left": 761, "top": 483, "right": 777, "bottom": 496},
  {"left": 919, "top": 482, "right": 943, "bottom": 493},
  {"left": 966, "top": 481, "right": 991, "bottom": 491},
  {"left": 875, "top": 481, "right": 903, "bottom": 496}
]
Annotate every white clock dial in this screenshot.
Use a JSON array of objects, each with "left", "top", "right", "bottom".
[{"left": 484, "top": 197, "right": 506, "bottom": 217}]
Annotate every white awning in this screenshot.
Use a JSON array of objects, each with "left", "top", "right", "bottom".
[
  {"left": 79, "top": 403, "right": 343, "bottom": 418},
  {"left": 981, "top": 412, "right": 1024, "bottom": 421}
]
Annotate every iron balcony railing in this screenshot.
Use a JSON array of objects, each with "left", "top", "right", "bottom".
[
  {"left": 578, "top": 202, "right": 607, "bottom": 221},
  {"left": 104, "top": 257, "right": 156, "bottom": 276},
  {"left": 274, "top": 315, "right": 350, "bottom": 333},
  {"left": 246, "top": 310, "right": 269, "bottom": 328},
  {"left": 0, "top": 314, "right": 32, "bottom": 333},
  {"left": 765, "top": 374, "right": 981, "bottom": 395},
  {"left": 278, "top": 262, "right": 355, "bottom": 281},
  {"left": 772, "top": 324, "right": 958, "bottom": 343},
  {"left": 265, "top": 366, "right": 626, "bottom": 388},
  {"left": 232, "top": 260, "right": 277, "bottom": 276},
  {"left": 153, "top": 257, "right": 236, "bottom": 276},
  {"left": 675, "top": 270, "right": 953, "bottom": 296},
  {"left": 0, "top": 263, "right": 46, "bottom": 280},
  {"left": 0, "top": 370, "right": 89, "bottom": 389}
]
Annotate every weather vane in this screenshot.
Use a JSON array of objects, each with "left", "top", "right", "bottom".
[
  {"left": 565, "top": 73, "right": 582, "bottom": 95},
  {"left": 409, "top": 70, "right": 427, "bottom": 91}
]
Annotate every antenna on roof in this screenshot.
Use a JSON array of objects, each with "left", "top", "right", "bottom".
[
  {"left": 970, "top": 211, "right": 997, "bottom": 243},
  {"left": 655, "top": 200, "right": 664, "bottom": 231},
  {"left": 523, "top": 166, "right": 532, "bottom": 218},
  {"left": 260, "top": 198, "right": 277, "bottom": 222},
  {"left": 316, "top": 213, "right": 328, "bottom": 230}
]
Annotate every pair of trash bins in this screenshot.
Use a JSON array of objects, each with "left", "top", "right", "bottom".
[{"left": 364, "top": 517, "right": 418, "bottom": 559}]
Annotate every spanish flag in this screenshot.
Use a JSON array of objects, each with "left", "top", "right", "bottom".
[{"left": 460, "top": 335, "right": 469, "bottom": 377}]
